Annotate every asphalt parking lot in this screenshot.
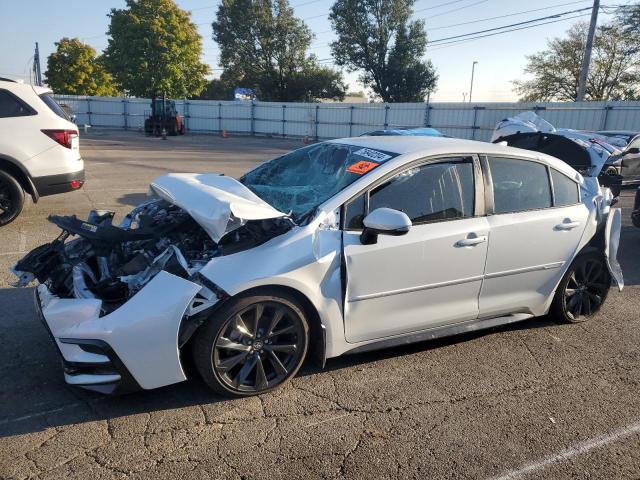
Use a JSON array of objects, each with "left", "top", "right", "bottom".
[{"left": 1, "top": 131, "right": 639, "bottom": 480}]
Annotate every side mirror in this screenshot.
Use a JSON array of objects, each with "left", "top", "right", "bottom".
[{"left": 360, "top": 208, "right": 412, "bottom": 245}]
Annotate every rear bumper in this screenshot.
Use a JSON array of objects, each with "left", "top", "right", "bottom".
[
  {"left": 32, "top": 169, "right": 85, "bottom": 197},
  {"left": 33, "top": 287, "right": 140, "bottom": 394}
]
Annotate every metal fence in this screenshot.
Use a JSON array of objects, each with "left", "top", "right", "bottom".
[{"left": 54, "top": 95, "right": 640, "bottom": 142}]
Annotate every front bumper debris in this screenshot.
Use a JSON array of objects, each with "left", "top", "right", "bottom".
[
  {"left": 34, "top": 270, "right": 204, "bottom": 392},
  {"left": 34, "top": 287, "right": 140, "bottom": 394}
]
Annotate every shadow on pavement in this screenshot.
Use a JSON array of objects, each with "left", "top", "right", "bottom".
[{"left": 117, "top": 192, "right": 152, "bottom": 207}]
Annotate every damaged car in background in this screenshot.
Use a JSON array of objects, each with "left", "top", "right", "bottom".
[
  {"left": 12, "top": 136, "right": 623, "bottom": 397},
  {"left": 491, "top": 111, "right": 624, "bottom": 196}
]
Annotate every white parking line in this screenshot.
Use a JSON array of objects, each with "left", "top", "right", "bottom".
[{"left": 491, "top": 420, "right": 640, "bottom": 480}]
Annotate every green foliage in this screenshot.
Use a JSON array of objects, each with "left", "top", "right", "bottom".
[
  {"left": 514, "top": 22, "right": 640, "bottom": 102},
  {"left": 329, "top": 0, "right": 437, "bottom": 102},
  {"left": 104, "top": 0, "right": 209, "bottom": 98},
  {"left": 45, "top": 38, "right": 118, "bottom": 96},
  {"left": 213, "top": 0, "right": 345, "bottom": 101},
  {"left": 196, "top": 74, "right": 236, "bottom": 100}
]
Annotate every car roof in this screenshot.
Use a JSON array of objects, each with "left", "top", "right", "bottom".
[
  {"left": 0, "top": 79, "right": 52, "bottom": 95},
  {"left": 326, "top": 135, "right": 582, "bottom": 180}
]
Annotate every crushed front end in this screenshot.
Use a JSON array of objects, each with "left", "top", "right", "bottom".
[{"left": 12, "top": 192, "right": 292, "bottom": 393}]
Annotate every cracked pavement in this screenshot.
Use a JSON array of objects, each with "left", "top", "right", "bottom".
[{"left": 1, "top": 131, "right": 639, "bottom": 479}]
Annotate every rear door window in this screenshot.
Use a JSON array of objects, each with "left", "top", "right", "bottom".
[
  {"left": 488, "top": 157, "right": 552, "bottom": 214},
  {"left": 0, "top": 89, "right": 36, "bottom": 118}
]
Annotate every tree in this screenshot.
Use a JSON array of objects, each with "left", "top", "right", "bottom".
[
  {"left": 514, "top": 22, "right": 640, "bottom": 102},
  {"left": 329, "top": 0, "right": 437, "bottom": 102},
  {"left": 212, "top": 0, "right": 345, "bottom": 102},
  {"left": 196, "top": 77, "right": 235, "bottom": 100},
  {"left": 617, "top": 2, "right": 640, "bottom": 37},
  {"left": 104, "top": 0, "right": 209, "bottom": 98},
  {"left": 45, "top": 38, "right": 118, "bottom": 96}
]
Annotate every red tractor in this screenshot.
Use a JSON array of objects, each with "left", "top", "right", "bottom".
[{"left": 144, "top": 98, "right": 185, "bottom": 136}]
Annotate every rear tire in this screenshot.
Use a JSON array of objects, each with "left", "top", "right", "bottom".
[
  {"left": 193, "top": 290, "right": 309, "bottom": 397},
  {"left": 0, "top": 170, "right": 25, "bottom": 226},
  {"left": 551, "top": 252, "right": 611, "bottom": 323}
]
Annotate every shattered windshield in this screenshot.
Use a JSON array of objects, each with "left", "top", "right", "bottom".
[{"left": 240, "top": 143, "right": 398, "bottom": 221}]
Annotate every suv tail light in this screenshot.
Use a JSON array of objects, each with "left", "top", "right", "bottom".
[{"left": 41, "top": 129, "right": 78, "bottom": 149}]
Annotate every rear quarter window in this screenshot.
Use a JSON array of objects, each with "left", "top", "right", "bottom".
[
  {"left": 550, "top": 169, "right": 580, "bottom": 206},
  {"left": 0, "top": 89, "right": 36, "bottom": 118},
  {"left": 39, "top": 94, "right": 70, "bottom": 120}
]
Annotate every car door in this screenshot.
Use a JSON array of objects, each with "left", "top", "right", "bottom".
[
  {"left": 479, "top": 156, "right": 589, "bottom": 318},
  {"left": 342, "top": 156, "right": 490, "bottom": 343},
  {"left": 621, "top": 136, "right": 640, "bottom": 182}
]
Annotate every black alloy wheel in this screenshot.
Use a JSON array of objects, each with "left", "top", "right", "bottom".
[
  {"left": 193, "top": 292, "right": 309, "bottom": 396},
  {"left": 0, "top": 170, "right": 25, "bottom": 226},
  {"left": 552, "top": 253, "right": 611, "bottom": 323}
]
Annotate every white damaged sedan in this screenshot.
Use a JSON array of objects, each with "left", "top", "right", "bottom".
[{"left": 12, "top": 136, "right": 623, "bottom": 396}]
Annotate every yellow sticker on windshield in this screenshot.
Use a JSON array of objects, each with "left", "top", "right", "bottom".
[{"left": 347, "top": 160, "right": 379, "bottom": 175}]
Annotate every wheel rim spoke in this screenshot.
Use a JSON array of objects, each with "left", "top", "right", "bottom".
[
  {"left": 217, "top": 336, "right": 251, "bottom": 352},
  {"left": 255, "top": 356, "right": 269, "bottom": 390},
  {"left": 269, "top": 324, "right": 296, "bottom": 338},
  {"left": 252, "top": 304, "right": 264, "bottom": 337},
  {"left": 267, "top": 343, "right": 297, "bottom": 354},
  {"left": 574, "top": 295, "right": 583, "bottom": 317},
  {"left": 232, "top": 314, "right": 253, "bottom": 338},
  {"left": 217, "top": 352, "right": 248, "bottom": 372},
  {"left": 586, "top": 291, "right": 602, "bottom": 307},
  {"left": 266, "top": 308, "right": 285, "bottom": 337},
  {"left": 568, "top": 273, "right": 579, "bottom": 289},
  {"left": 268, "top": 350, "right": 288, "bottom": 377},
  {"left": 582, "top": 293, "right": 592, "bottom": 315},
  {"left": 234, "top": 354, "right": 258, "bottom": 387}
]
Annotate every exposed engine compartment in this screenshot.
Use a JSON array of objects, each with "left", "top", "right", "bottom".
[{"left": 12, "top": 199, "right": 292, "bottom": 314}]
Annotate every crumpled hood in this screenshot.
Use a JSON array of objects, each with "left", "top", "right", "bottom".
[{"left": 150, "top": 173, "right": 286, "bottom": 242}]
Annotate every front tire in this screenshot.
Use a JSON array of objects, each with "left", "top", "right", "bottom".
[
  {"left": 551, "top": 252, "right": 611, "bottom": 323},
  {"left": 193, "top": 290, "right": 309, "bottom": 397},
  {"left": 0, "top": 170, "right": 25, "bottom": 226}
]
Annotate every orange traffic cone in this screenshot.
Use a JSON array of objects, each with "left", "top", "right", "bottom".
[
  {"left": 303, "top": 135, "right": 310, "bottom": 144},
  {"left": 221, "top": 129, "right": 228, "bottom": 138}
]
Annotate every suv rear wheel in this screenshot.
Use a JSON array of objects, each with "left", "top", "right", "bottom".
[{"left": 0, "top": 170, "right": 25, "bottom": 226}]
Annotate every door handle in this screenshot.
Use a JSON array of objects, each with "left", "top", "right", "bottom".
[
  {"left": 455, "top": 234, "right": 487, "bottom": 247},
  {"left": 555, "top": 220, "right": 581, "bottom": 231}
]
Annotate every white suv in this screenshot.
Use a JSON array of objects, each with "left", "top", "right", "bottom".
[{"left": 0, "top": 78, "right": 84, "bottom": 225}]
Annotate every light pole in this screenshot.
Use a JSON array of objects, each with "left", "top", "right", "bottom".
[
  {"left": 577, "top": 0, "right": 600, "bottom": 101},
  {"left": 469, "top": 61, "right": 478, "bottom": 103}
]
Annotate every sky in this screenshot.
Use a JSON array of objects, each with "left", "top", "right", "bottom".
[{"left": 0, "top": 0, "right": 622, "bottom": 102}]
